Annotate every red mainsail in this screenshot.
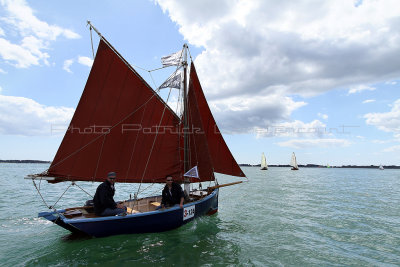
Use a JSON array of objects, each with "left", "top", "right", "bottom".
[{"left": 47, "top": 39, "right": 181, "bottom": 183}]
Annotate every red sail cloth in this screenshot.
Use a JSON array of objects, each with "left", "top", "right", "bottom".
[
  {"left": 186, "top": 63, "right": 245, "bottom": 179},
  {"left": 47, "top": 39, "right": 181, "bottom": 183}
]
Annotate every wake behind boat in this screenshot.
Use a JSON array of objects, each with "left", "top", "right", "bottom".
[{"left": 26, "top": 22, "right": 246, "bottom": 238}]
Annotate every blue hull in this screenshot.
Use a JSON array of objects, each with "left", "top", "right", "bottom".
[{"left": 39, "top": 189, "right": 218, "bottom": 237}]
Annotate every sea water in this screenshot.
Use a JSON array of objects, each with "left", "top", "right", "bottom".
[{"left": 0, "top": 164, "right": 399, "bottom": 266}]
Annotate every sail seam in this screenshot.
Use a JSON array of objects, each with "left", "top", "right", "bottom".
[
  {"left": 124, "top": 101, "right": 148, "bottom": 182},
  {"left": 136, "top": 86, "right": 174, "bottom": 196},
  {"left": 48, "top": 92, "right": 158, "bottom": 172},
  {"left": 93, "top": 135, "right": 107, "bottom": 181},
  {"left": 67, "top": 45, "right": 116, "bottom": 179}
]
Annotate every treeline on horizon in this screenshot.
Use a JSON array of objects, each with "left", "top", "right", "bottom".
[
  {"left": 240, "top": 164, "right": 400, "bottom": 169},
  {"left": 0, "top": 160, "right": 51, "bottom": 164},
  {"left": 1, "top": 160, "right": 399, "bottom": 169}
]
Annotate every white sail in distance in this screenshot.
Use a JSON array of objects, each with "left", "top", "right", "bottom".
[
  {"left": 261, "top": 153, "right": 268, "bottom": 170},
  {"left": 290, "top": 152, "right": 298, "bottom": 169}
]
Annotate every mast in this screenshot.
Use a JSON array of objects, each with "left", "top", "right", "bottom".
[{"left": 182, "top": 44, "right": 190, "bottom": 196}]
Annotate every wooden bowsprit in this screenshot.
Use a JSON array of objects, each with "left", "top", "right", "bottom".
[{"left": 207, "top": 181, "right": 243, "bottom": 194}]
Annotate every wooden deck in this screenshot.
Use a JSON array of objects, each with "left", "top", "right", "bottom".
[{"left": 62, "top": 190, "right": 209, "bottom": 220}]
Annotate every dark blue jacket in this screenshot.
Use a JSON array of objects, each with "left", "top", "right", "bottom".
[
  {"left": 93, "top": 180, "right": 117, "bottom": 215},
  {"left": 161, "top": 182, "right": 183, "bottom": 207}
]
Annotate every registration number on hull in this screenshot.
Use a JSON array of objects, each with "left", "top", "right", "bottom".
[{"left": 183, "top": 205, "right": 195, "bottom": 220}]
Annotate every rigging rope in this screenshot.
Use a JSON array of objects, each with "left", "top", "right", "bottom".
[
  {"left": 74, "top": 182, "right": 93, "bottom": 198},
  {"left": 33, "top": 179, "right": 50, "bottom": 209},
  {"left": 33, "top": 179, "right": 93, "bottom": 210},
  {"left": 135, "top": 86, "right": 174, "bottom": 197},
  {"left": 124, "top": 102, "right": 148, "bottom": 183},
  {"left": 131, "top": 57, "right": 183, "bottom": 198},
  {"left": 93, "top": 129, "right": 107, "bottom": 181},
  {"left": 148, "top": 71, "right": 159, "bottom": 92},
  {"left": 136, "top": 182, "right": 157, "bottom": 196},
  {"left": 51, "top": 182, "right": 74, "bottom": 209}
]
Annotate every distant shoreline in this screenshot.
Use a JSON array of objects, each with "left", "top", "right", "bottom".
[
  {"left": 0, "top": 160, "right": 398, "bottom": 169},
  {"left": 0, "top": 160, "right": 51, "bottom": 164},
  {"left": 240, "top": 164, "right": 400, "bottom": 169}
]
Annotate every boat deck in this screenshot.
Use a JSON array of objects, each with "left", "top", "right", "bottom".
[{"left": 62, "top": 190, "right": 208, "bottom": 220}]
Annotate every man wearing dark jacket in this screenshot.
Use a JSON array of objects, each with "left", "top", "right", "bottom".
[
  {"left": 93, "top": 172, "right": 126, "bottom": 216},
  {"left": 161, "top": 175, "right": 184, "bottom": 208}
]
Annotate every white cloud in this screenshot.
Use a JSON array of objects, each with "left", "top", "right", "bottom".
[
  {"left": 0, "top": 38, "right": 41, "bottom": 68},
  {"left": 0, "top": 68, "right": 6, "bottom": 74},
  {"left": 78, "top": 56, "right": 93, "bottom": 67},
  {"left": 2, "top": 0, "right": 80, "bottom": 40},
  {"left": 372, "top": 139, "right": 391, "bottom": 144},
  {"left": 317, "top": 113, "right": 328, "bottom": 120},
  {"left": 385, "top": 81, "right": 397, "bottom": 85},
  {"left": 383, "top": 145, "right": 400, "bottom": 152},
  {"left": 256, "top": 119, "right": 327, "bottom": 138},
  {"left": 277, "top": 138, "right": 352, "bottom": 149},
  {"left": 348, "top": 85, "right": 376, "bottom": 95},
  {"left": 364, "top": 99, "right": 400, "bottom": 133},
  {"left": 0, "top": 95, "right": 74, "bottom": 135},
  {"left": 0, "top": 0, "right": 80, "bottom": 68},
  {"left": 210, "top": 93, "right": 306, "bottom": 134},
  {"left": 62, "top": 56, "right": 93, "bottom": 73},
  {"left": 155, "top": 0, "right": 400, "bottom": 133},
  {"left": 157, "top": 0, "right": 400, "bottom": 99},
  {"left": 362, "top": 99, "right": 375, "bottom": 104},
  {"left": 63, "top": 59, "right": 74, "bottom": 73}
]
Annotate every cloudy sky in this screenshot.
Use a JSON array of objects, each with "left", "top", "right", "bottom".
[{"left": 1, "top": 0, "right": 399, "bottom": 166}]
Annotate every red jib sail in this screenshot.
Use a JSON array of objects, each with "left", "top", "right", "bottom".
[
  {"left": 47, "top": 39, "right": 181, "bottom": 183},
  {"left": 186, "top": 63, "right": 245, "bottom": 181}
]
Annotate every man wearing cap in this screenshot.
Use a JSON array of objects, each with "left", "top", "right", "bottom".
[{"left": 93, "top": 172, "right": 126, "bottom": 216}]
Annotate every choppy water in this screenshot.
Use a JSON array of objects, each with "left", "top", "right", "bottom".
[{"left": 0, "top": 163, "right": 399, "bottom": 266}]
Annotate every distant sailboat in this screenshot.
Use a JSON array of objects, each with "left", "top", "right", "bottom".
[
  {"left": 290, "top": 152, "right": 299, "bottom": 170},
  {"left": 260, "top": 153, "right": 268, "bottom": 170},
  {"left": 379, "top": 164, "right": 384, "bottom": 170}
]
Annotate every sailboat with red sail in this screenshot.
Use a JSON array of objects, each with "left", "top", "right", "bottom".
[{"left": 26, "top": 22, "right": 246, "bottom": 237}]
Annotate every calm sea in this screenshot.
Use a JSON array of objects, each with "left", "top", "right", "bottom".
[{"left": 1, "top": 164, "right": 399, "bottom": 266}]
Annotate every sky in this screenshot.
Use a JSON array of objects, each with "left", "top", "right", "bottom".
[{"left": 0, "top": 0, "right": 400, "bottom": 166}]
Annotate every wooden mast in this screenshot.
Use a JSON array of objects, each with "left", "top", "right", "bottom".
[{"left": 182, "top": 44, "right": 190, "bottom": 196}]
